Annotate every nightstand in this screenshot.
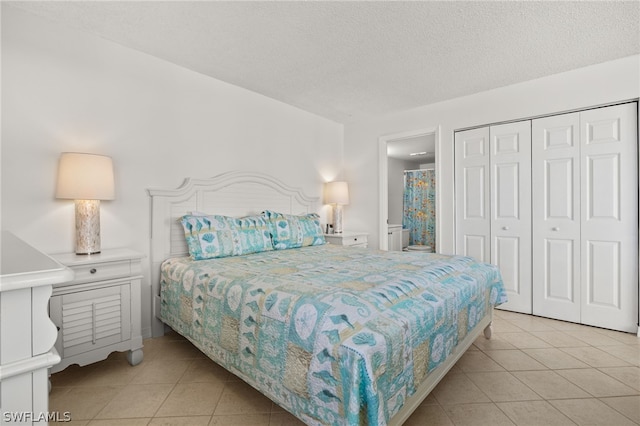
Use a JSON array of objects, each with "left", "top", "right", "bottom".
[
  {"left": 324, "top": 231, "right": 369, "bottom": 248},
  {"left": 49, "top": 248, "right": 144, "bottom": 373}
]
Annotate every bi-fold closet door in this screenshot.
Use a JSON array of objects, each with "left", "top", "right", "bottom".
[
  {"left": 455, "top": 122, "right": 532, "bottom": 314},
  {"left": 455, "top": 102, "right": 638, "bottom": 332},
  {"left": 533, "top": 103, "right": 638, "bottom": 332}
]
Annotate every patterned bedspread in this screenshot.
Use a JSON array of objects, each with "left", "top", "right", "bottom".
[{"left": 160, "top": 245, "right": 506, "bottom": 425}]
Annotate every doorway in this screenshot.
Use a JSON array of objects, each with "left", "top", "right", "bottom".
[{"left": 378, "top": 127, "right": 439, "bottom": 250}]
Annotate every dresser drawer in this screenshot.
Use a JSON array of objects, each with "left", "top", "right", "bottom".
[{"left": 67, "top": 260, "right": 132, "bottom": 285}]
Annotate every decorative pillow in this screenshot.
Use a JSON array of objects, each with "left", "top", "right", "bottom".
[
  {"left": 181, "top": 214, "right": 273, "bottom": 260},
  {"left": 263, "top": 210, "right": 326, "bottom": 250}
]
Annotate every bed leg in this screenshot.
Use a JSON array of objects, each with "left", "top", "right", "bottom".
[{"left": 483, "top": 323, "right": 493, "bottom": 339}]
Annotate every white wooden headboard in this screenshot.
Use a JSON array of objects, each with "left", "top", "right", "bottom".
[{"left": 147, "top": 171, "right": 319, "bottom": 336}]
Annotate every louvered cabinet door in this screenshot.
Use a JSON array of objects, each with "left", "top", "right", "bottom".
[
  {"left": 532, "top": 112, "right": 581, "bottom": 323},
  {"left": 489, "top": 121, "right": 532, "bottom": 314},
  {"left": 50, "top": 282, "right": 131, "bottom": 359}
]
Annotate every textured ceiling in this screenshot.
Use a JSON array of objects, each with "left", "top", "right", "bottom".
[{"left": 6, "top": 1, "right": 640, "bottom": 123}]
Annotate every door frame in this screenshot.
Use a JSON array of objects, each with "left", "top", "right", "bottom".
[{"left": 378, "top": 126, "right": 440, "bottom": 250}]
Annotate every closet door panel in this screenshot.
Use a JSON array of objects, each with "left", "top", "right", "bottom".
[
  {"left": 455, "top": 127, "right": 490, "bottom": 262},
  {"left": 463, "top": 235, "right": 487, "bottom": 262},
  {"left": 544, "top": 239, "right": 575, "bottom": 300},
  {"left": 495, "top": 236, "right": 520, "bottom": 296},
  {"left": 490, "top": 121, "right": 532, "bottom": 314},
  {"left": 532, "top": 113, "right": 581, "bottom": 322},
  {"left": 580, "top": 103, "right": 638, "bottom": 333}
]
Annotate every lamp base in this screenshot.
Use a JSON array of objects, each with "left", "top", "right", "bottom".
[
  {"left": 333, "top": 204, "right": 344, "bottom": 234},
  {"left": 75, "top": 200, "right": 101, "bottom": 255}
]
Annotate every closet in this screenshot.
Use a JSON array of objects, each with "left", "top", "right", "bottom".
[{"left": 454, "top": 102, "right": 638, "bottom": 333}]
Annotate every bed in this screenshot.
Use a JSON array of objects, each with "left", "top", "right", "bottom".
[{"left": 148, "top": 172, "right": 507, "bottom": 426}]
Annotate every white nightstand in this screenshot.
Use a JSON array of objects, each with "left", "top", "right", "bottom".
[
  {"left": 49, "top": 248, "right": 144, "bottom": 373},
  {"left": 324, "top": 231, "right": 369, "bottom": 248}
]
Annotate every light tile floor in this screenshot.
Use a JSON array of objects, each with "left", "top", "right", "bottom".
[{"left": 50, "top": 310, "right": 640, "bottom": 425}]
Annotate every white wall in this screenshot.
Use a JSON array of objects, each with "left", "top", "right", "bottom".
[
  {"left": 345, "top": 55, "right": 640, "bottom": 252},
  {"left": 1, "top": 6, "right": 343, "bottom": 337},
  {"left": 387, "top": 157, "right": 406, "bottom": 226}
]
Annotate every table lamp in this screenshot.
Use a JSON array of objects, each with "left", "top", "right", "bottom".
[
  {"left": 324, "top": 181, "right": 349, "bottom": 234},
  {"left": 55, "top": 152, "right": 115, "bottom": 254}
]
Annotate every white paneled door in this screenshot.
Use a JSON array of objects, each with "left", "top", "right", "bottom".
[
  {"left": 579, "top": 103, "right": 638, "bottom": 332},
  {"left": 490, "top": 121, "right": 532, "bottom": 314},
  {"left": 455, "top": 102, "right": 638, "bottom": 332},
  {"left": 532, "top": 112, "right": 581, "bottom": 323},
  {"left": 455, "top": 127, "right": 491, "bottom": 263},
  {"left": 455, "top": 122, "right": 533, "bottom": 314}
]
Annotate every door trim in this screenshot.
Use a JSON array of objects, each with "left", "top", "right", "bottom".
[{"left": 378, "top": 127, "right": 440, "bottom": 250}]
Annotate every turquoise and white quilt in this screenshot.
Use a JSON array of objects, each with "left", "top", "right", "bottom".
[{"left": 160, "top": 245, "right": 506, "bottom": 425}]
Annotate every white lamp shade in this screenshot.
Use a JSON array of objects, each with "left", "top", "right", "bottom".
[
  {"left": 56, "top": 152, "right": 115, "bottom": 200},
  {"left": 324, "top": 181, "right": 349, "bottom": 205}
]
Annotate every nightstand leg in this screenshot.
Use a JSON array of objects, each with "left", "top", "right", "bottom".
[{"left": 127, "top": 348, "right": 144, "bottom": 366}]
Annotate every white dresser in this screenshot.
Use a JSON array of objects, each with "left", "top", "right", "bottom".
[{"left": 0, "top": 231, "right": 73, "bottom": 425}]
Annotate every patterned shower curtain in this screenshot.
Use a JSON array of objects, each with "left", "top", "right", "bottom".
[{"left": 403, "top": 169, "right": 436, "bottom": 250}]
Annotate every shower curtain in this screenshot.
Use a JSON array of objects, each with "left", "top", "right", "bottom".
[{"left": 403, "top": 169, "right": 436, "bottom": 250}]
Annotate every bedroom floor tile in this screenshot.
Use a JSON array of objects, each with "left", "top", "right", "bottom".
[
  {"left": 50, "top": 311, "right": 640, "bottom": 426},
  {"left": 483, "top": 349, "right": 547, "bottom": 371},
  {"left": 559, "top": 346, "right": 632, "bottom": 368},
  {"left": 442, "top": 403, "right": 515, "bottom": 426},
  {"left": 152, "top": 340, "right": 208, "bottom": 360},
  {"left": 212, "top": 380, "right": 274, "bottom": 416},
  {"left": 496, "top": 400, "right": 575, "bottom": 426},
  {"left": 549, "top": 398, "right": 638, "bottom": 426},
  {"left": 49, "top": 386, "right": 122, "bottom": 420},
  {"left": 268, "top": 412, "right": 307, "bottom": 426},
  {"left": 472, "top": 335, "right": 517, "bottom": 351},
  {"left": 523, "top": 348, "right": 589, "bottom": 370},
  {"left": 600, "top": 396, "right": 640, "bottom": 424},
  {"left": 95, "top": 383, "right": 174, "bottom": 419},
  {"left": 88, "top": 419, "right": 152, "bottom": 426},
  {"left": 179, "top": 358, "right": 234, "bottom": 383},
  {"left": 156, "top": 382, "right": 226, "bottom": 417},
  {"left": 130, "top": 358, "right": 192, "bottom": 385},
  {"left": 209, "top": 414, "right": 271, "bottom": 425},
  {"left": 432, "top": 373, "right": 492, "bottom": 405},
  {"left": 555, "top": 368, "right": 639, "bottom": 398},
  {"left": 493, "top": 332, "right": 553, "bottom": 349},
  {"left": 605, "top": 345, "right": 640, "bottom": 367},
  {"left": 455, "top": 350, "right": 505, "bottom": 372},
  {"left": 511, "top": 370, "right": 590, "bottom": 400},
  {"left": 465, "top": 371, "right": 542, "bottom": 402},
  {"left": 598, "top": 366, "right": 640, "bottom": 391},
  {"left": 521, "top": 347, "right": 590, "bottom": 370},
  {"left": 149, "top": 416, "right": 212, "bottom": 425},
  {"left": 403, "top": 404, "right": 454, "bottom": 426},
  {"left": 528, "top": 330, "right": 590, "bottom": 348}
]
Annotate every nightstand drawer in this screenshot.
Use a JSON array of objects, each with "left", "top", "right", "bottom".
[
  {"left": 341, "top": 234, "right": 367, "bottom": 247},
  {"left": 67, "top": 260, "right": 132, "bottom": 285},
  {"left": 325, "top": 232, "right": 369, "bottom": 248}
]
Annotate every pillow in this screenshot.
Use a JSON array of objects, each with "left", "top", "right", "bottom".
[
  {"left": 263, "top": 210, "right": 326, "bottom": 250},
  {"left": 181, "top": 214, "right": 273, "bottom": 260}
]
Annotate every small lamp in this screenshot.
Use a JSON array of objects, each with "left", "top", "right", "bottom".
[
  {"left": 55, "top": 152, "right": 115, "bottom": 254},
  {"left": 324, "top": 181, "right": 349, "bottom": 234}
]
